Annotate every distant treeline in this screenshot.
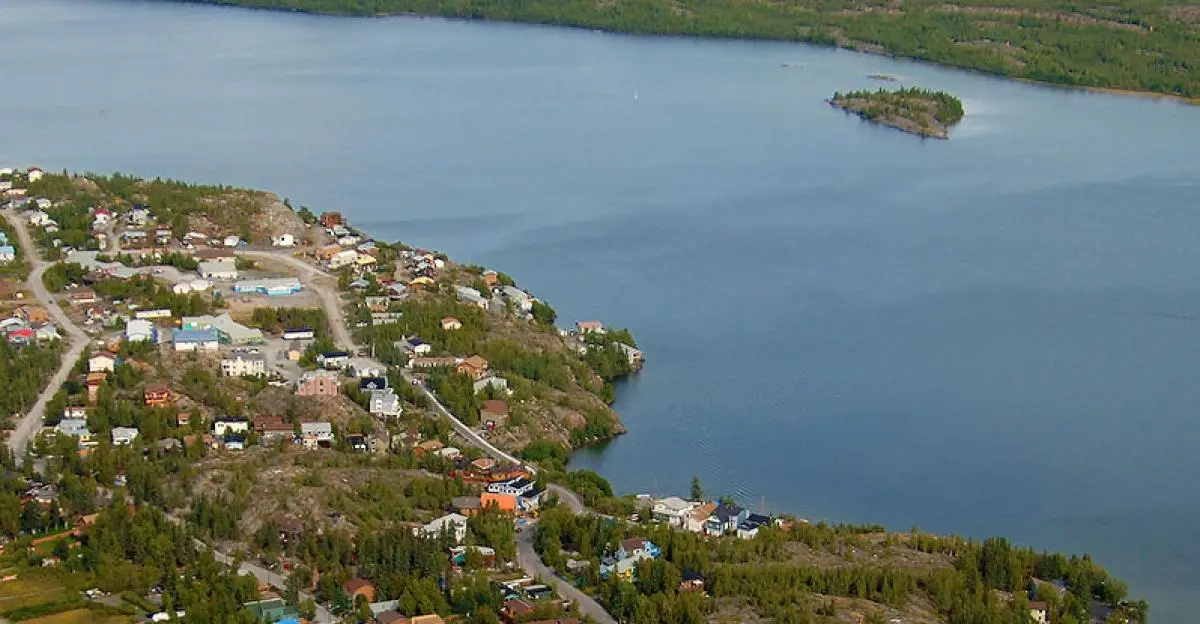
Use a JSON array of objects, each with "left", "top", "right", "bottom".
[{"left": 169, "top": 0, "right": 1200, "bottom": 97}]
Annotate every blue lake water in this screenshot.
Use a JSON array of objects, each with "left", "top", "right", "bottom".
[{"left": 3, "top": 0, "right": 1200, "bottom": 618}]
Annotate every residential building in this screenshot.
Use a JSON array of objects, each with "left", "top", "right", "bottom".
[
  {"left": 271, "top": 233, "right": 295, "bottom": 247},
  {"left": 652, "top": 497, "right": 697, "bottom": 527},
  {"left": 414, "top": 513, "right": 468, "bottom": 544},
  {"left": 343, "top": 578, "right": 376, "bottom": 604},
  {"left": 111, "top": 427, "right": 139, "bottom": 445},
  {"left": 328, "top": 249, "right": 358, "bottom": 269},
  {"left": 220, "top": 353, "right": 266, "bottom": 377},
  {"left": 372, "top": 312, "right": 404, "bottom": 326},
  {"left": 481, "top": 399, "right": 509, "bottom": 423},
  {"left": 409, "top": 356, "right": 458, "bottom": 369},
  {"left": 0, "top": 245, "right": 15, "bottom": 263},
  {"left": 197, "top": 259, "right": 238, "bottom": 280},
  {"left": 143, "top": 384, "right": 172, "bottom": 407},
  {"left": 364, "top": 296, "right": 390, "bottom": 312},
  {"left": 1029, "top": 601, "right": 1049, "bottom": 624},
  {"left": 213, "top": 420, "right": 250, "bottom": 437},
  {"left": 501, "top": 600, "right": 535, "bottom": 624},
  {"left": 254, "top": 417, "right": 295, "bottom": 443},
  {"left": 88, "top": 353, "right": 116, "bottom": 373},
  {"left": 501, "top": 286, "right": 533, "bottom": 312},
  {"left": 17, "top": 306, "right": 49, "bottom": 324},
  {"left": 369, "top": 389, "right": 402, "bottom": 418},
  {"left": 618, "top": 538, "right": 661, "bottom": 560},
  {"left": 319, "top": 212, "right": 343, "bottom": 228},
  {"left": 685, "top": 502, "right": 717, "bottom": 533},
  {"left": 705, "top": 503, "right": 749, "bottom": 536},
  {"left": 232, "top": 277, "right": 303, "bottom": 296},
  {"left": 317, "top": 351, "right": 350, "bottom": 370},
  {"left": 68, "top": 288, "right": 96, "bottom": 304},
  {"left": 473, "top": 376, "right": 508, "bottom": 394},
  {"left": 736, "top": 513, "right": 772, "bottom": 539},
  {"left": 172, "top": 328, "right": 220, "bottom": 351},
  {"left": 576, "top": 320, "right": 604, "bottom": 334},
  {"left": 404, "top": 337, "right": 432, "bottom": 355},
  {"left": 454, "top": 285, "right": 489, "bottom": 309},
  {"left": 134, "top": 309, "right": 172, "bottom": 321},
  {"left": 300, "top": 422, "right": 333, "bottom": 449},
  {"left": 441, "top": 317, "right": 462, "bottom": 331},
  {"left": 222, "top": 235, "right": 241, "bottom": 247},
  {"left": 296, "top": 370, "right": 339, "bottom": 397},
  {"left": 62, "top": 406, "right": 87, "bottom": 419},
  {"left": 616, "top": 342, "right": 644, "bottom": 365},
  {"left": 124, "top": 319, "right": 156, "bottom": 343},
  {"left": 456, "top": 355, "right": 489, "bottom": 380},
  {"left": 282, "top": 328, "right": 314, "bottom": 341},
  {"left": 359, "top": 377, "right": 388, "bottom": 391},
  {"left": 35, "top": 325, "right": 59, "bottom": 342},
  {"left": 348, "top": 358, "right": 384, "bottom": 378},
  {"left": 55, "top": 418, "right": 91, "bottom": 442},
  {"left": 487, "top": 477, "right": 536, "bottom": 498}
]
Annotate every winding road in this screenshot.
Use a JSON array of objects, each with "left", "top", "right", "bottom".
[{"left": 2, "top": 208, "right": 88, "bottom": 463}]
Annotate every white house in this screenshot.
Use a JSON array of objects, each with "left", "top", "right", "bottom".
[
  {"left": 501, "top": 286, "right": 534, "bottom": 312},
  {"left": 88, "top": 353, "right": 116, "bottom": 373},
  {"left": 28, "top": 211, "right": 52, "bottom": 227},
  {"left": 369, "top": 389, "right": 402, "bottom": 418},
  {"left": 487, "top": 477, "right": 537, "bottom": 498},
  {"left": 220, "top": 354, "right": 266, "bottom": 377},
  {"left": 35, "top": 325, "right": 60, "bottom": 342},
  {"left": 455, "top": 286, "right": 489, "bottom": 309},
  {"left": 299, "top": 422, "right": 333, "bottom": 449},
  {"left": 125, "top": 319, "right": 156, "bottom": 343},
  {"left": 213, "top": 420, "right": 250, "bottom": 437},
  {"left": 316, "top": 351, "right": 350, "bottom": 370},
  {"left": 197, "top": 259, "right": 238, "bottom": 280},
  {"left": 111, "top": 427, "right": 139, "bottom": 446},
  {"left": 26, "top": 168, "right": 44, "bottom": 182},
  {"left": 348, "top": 358, "right": 385, "bottom": 378},
  {"left": 652, "top": 497, "right": 697, "bottom": 527},
  {"left": 328, "top": 249, "right": 358, "bottom": 269},
  {"left": 271, "top": 234, "right": 295, "bottom": 247},
  {"left": 222, "top": 235, "right": 241, "bottom": 248},
  {"left": 414, "top": 513, "right": 468, "bottom": 544},
  {"left": 473, "top": 376, "right": 508, "bottom": 394}
]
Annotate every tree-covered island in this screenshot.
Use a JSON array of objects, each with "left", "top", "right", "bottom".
[{"left": 830, "top": 87, "right": 965, "bottom": 139}]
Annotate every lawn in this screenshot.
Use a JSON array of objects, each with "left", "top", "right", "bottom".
[
  {"left": 24, "top": 608, "right": 132, "bottom": 624},
  {"left": 0, "top": 575, "right": 70, "bottom": 611}
]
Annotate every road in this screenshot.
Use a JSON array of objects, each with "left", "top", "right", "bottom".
[
  {"left": 2, "top": 209, "right": 89, "bottom": 463},
  {"left": 517, "top": 523, "right": 616, "bottom": 624},
  {"left": 204, "top": 544, "right": 333, "bottom": 623}
]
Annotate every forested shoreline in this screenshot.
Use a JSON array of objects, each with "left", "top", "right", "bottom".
[{"left": 167, "top": 0, "right": 1200, "bottom": 98}]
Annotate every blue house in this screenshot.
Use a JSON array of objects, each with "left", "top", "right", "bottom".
[{"left": 0, "top": 245, "right": 15, "bottom": 263}]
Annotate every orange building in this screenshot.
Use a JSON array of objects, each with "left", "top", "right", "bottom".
[
  {"left": 481, "top": 492, "right": 517, "bottom": 513},
  {"left": 144, "top": 384, "right": 173, "bottom": 407}
]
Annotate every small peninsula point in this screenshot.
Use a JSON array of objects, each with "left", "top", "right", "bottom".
[{"left": 829, "top": 87, "right": 965, "bottom": 139}]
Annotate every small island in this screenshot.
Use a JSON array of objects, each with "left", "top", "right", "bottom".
[{"left": 829, "top": 87, "right": 965, "bottom": 139}]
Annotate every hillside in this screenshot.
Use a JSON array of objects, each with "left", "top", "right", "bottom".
[
  {"left": 172, "top": 0, "right": 1200, "bottom": 98},
  {"left": 830, "top": 87, "right": 965, "bottom": 138}
]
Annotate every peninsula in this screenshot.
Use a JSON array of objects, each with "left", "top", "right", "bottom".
[
  {"left": 172, "top": 0, "right": 1200, "bottom": 99},
  {"left": 830, "top": 87, "right": 965, "bottom": 139},
  {"left": 0, "top": 166, "right": 1147, "bottom": 624}
]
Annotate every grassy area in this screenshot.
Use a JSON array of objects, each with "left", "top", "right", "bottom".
[
  {"left": 0, "top": 575, "right": 72, "bottom": 613},
  {"left": 175, "top": 0, "right": 1200, "bottom": 98},
  {"left": 24, "top": 609, "right": 132, "bottom": 624}
]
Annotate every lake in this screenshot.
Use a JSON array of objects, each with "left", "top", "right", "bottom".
[{"left": 3, "top": 0, "right": 1200, "bottom": 619}]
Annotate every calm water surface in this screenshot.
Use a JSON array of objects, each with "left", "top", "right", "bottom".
[{"left": 4, "top": 0, "right": 1200, "bottom": 619}]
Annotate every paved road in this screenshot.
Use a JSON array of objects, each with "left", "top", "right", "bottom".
[
  {"left": 517, "top": 524, "right": 616, "bottom": 624},
  {"left": 240, "top": 250, "right": 353, "bottom": 348},
  {"left": 2, "top": 209, "right": 89, "bottom": 463}
]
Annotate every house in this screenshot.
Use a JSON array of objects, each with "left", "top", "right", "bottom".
[
  {"left": 482, "top": 270, "right": 499, "bottom": 287},
  {"left": 456, "top": 355, "right": 489, "bottom": 380},
  {"left": 348, "top": 358, "right": 384, "bottom": 378},
  {"left": 414, "top": 513, "right": 468, "bottom": 544},
  {"left": 243, "top": 596, "right": 294, "bottom": 623},
  {"left": 501, "top": 286, "right": 533, "bottom": 312},
  {"left": 286, "top": 342, "right": 303, "bottom": 361},
  {"left": 329, "top": 249, "right": 358, "bottom": 269},
  {"left": 679, "top": 569, "right": 706, "bottom": 594},
  {"left": 481, "top": 399, "right": 509, "bottom": 423},
  {"left": 1029, "top": 601, "right": 1049, "bottom": 624},
  {"left": 88, "top": 353, "right": 116, "bottom": 373},
  {"left": 600, "top": 546, "right": 655, "bottom": 581},
  {"left": 27, "top": 167, "right": 44, "bottom": 182},
  {"left": 652, "top": 497, "right": 697, "bottom": 527},
  {"left": 134, "top": 308, "right": 172, "bottom": 320},
  {"left": 124, "top": 319, "right": 156, "bottom": 343},
  {"left": 154, "top": 229, "right": 173, "bottom": 245},
  {"left": 0, "top": 246, "right": 14, "bottom": 263},
  {"left": 172, "top": 328, "right": 220, "bottom": 351},
  {"left": 736, "top": 513, "right": 772, "bottom": 539},
  {"left": 213, "top": 420, "right": 250, "bottom": 437},
  {"left": 197, "top": 259, "right": 238, "bottom": 280},
  {"left": 232, "top": 277, "right": 303, "bottom": 296},
  {"left": 372, "top": 312, "right": 404, "bottom": 326},
  {"left": 454, "top": 285, "right": 489, "bottom": 309},
  {"left": 364, "top": 296, "right": 390, "bottom": 312},
  {"left": 296, "top": 370, "right": 339, "bottom": 396},
  {"left": 55, "top": 418, "right": 91, "bottom": 442},
  {"left": 343, "top": 577, "right": 375, "bottom": 603},
  {"left": 282, "top": 328, "right": 314, "bottom": 341},
  {"left": 271, "top": 233, "right": 295, "bottom": 247},
  {"left": 312, "top": 244, "right": 342, "bottom": 262},
  {"left": 355, "top": 253, "right": 377, "bottom": 267},
  {"left": 222, "top": 235, "right": 241, "bottom": 248},
  {"left": 409, "top": 356, "right": 458, "bottom": 369},
  {"left": 473, "top": 375, "right": 508, "bottom": 394},
  {"left": 63, "top": 405, "right": 87, "bottom": 419},
  {"left": 254, "top": 416, "right": 295, "bottom": 443},
  {"left": 360, "top": 377, "right": 388, "bottom": 391},
  {"left": 685, "top": 502, "right": 717, "bottom": 533},
  {"left": 69, "top": 288, "right": 97, "bottom": 304},
  {"left": 487, "top": 477, "right": 536, "bottom": 498},
  {"left": 369, "top": 389, "right": 402, "bottom": 418},
  {"left": 143, "top": 384, "right": 172, "bottom": 407},
  {"left": 705, "top": 503, "right": 749, "bottom": 536},
  {"left": 317, "top": 351, "right": 350, "bottom": 370},
  {"left": 480, "top": 491, "right": 518, "bottom": 513},
  {"left": 576, "top": 320, "right": 604, "bottom": 334},
  {"left": 618, "top": 538, "right": 661, "bottom": 560},
  {"left": 300, "top": 422, "right": 333, "bottom": 449},
  {"left": 404, "top": 337, "right": 432, "bottom": 355},
  {"left": 441, "top": 317, "right": 462, "bottom": 331},
  {"left": 35, "top": 325, "right": 59, "bottom": 342},
  {"left": 320, "top": 212, "right": 343, "bottom": 229},
  {"left": 413, "top": 439, "right": 444, "bottom": 457},
  {"left": 111, "top": 427, "right": 139, "bottom": 445},
  {"left": 452, "top": 495, "right": 482, "bottom": 517},
  {"left": 501, "top": 599, "right": 535, "bottom": 624},
  {"left": 616, "top": 343, "right": 644, "bottom": 365},
  {"left": 128, "top": 206, "right": 150, "bottom": 225},
  {"left": 221, "top": 353, "right": 266, "bottom": 377}
]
